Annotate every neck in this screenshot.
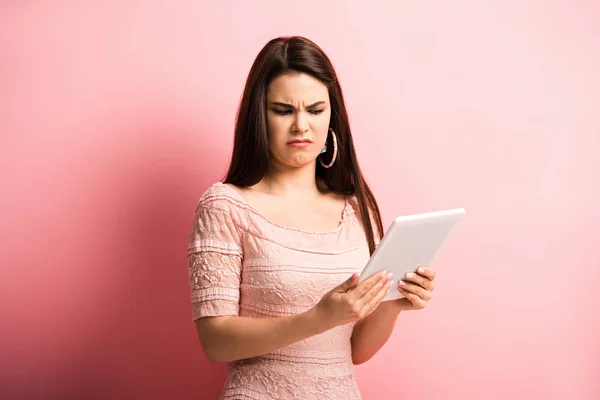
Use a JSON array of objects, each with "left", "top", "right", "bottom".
[{"left": 260, "top": 161, "right": 321, "bottom": 198}]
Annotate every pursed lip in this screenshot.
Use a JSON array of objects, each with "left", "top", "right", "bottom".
[{"left": 287, "top": 139, "right": 313, "bottom": 144}]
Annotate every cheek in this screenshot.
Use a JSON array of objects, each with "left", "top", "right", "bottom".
[
  {"left": 316, "top": 127, "right": 329, "bottom": 146},
  {"left": 266, "top": 115, "right": 275, "bottom": 137},
  {"left": 266, "top": 117, "right": 282, "bottom": 139},
  {"left": 317, "top": 112, "right": 332, "bottom": 138},
  {"left": 266, "top": 119, "right": 289, "bottom": 153}
]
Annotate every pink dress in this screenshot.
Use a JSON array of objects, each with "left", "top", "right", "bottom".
[{"left": 187, "top": 182, "right": 372, "bottom": 399}]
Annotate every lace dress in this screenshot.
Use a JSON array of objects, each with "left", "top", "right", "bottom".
[{"left": 186, "top": 182, "right": 372, "bottom": 399}]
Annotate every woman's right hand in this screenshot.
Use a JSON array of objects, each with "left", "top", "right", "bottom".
[{"left": 313, "top": 271, "right": 392, "bottom": 329}]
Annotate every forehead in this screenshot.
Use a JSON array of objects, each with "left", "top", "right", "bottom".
[{"left": 267, "top": 72, "right": 329, "bottom": 102}]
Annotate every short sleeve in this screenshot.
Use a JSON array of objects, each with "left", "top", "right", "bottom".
[{"left": 186, "top": 203, "right": 243, "bottom": 321}]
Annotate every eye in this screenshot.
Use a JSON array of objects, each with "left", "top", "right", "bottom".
[
  {"left": 309, "top": 109, "right": 324, "bottom": 115},
  {"left": 273, "top": 109, "right": 292, "bottom": 115}
]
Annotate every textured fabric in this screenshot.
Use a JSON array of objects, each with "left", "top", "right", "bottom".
[{"left": 187, "top": 182, "right": 374, "bottom": 399}]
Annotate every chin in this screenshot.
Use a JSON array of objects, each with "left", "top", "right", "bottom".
[{"left": 274, "top": 153, "right": 316, "bottom": 169}]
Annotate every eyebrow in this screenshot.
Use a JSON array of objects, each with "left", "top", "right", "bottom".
[{"left": 270, "top": 101, "right": 326, "bottom": 109}]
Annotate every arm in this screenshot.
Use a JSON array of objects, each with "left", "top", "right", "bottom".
[
  {"left": 196, "top": 271, "right": 391, "bottom": 364},
  {"left": 350, "top": 301, "right": 401, "bottom": 365},
  {"left": 195, "top": 308, "right": 328, "bottom": 363},
  {"left": 350, "top": 267, "right": 437, "bottom": 364},
  {"left": 351, "top": 210, "right": 399, "bottom": 365},
  {"left": 195, "top": 271, "right": 388, "bottom": 363}
]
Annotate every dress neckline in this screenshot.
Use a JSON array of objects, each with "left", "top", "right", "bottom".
[{"left": 216, "top": 182, "right": 352, "bottom": 235}]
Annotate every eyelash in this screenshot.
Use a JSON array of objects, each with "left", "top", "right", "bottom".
[{"left": 273, "top": 109, "right": 324, "bottom": 116}]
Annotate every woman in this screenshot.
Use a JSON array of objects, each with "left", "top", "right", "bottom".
[{"left": 187, "top": 36, "right": 436, "bottom": 399}]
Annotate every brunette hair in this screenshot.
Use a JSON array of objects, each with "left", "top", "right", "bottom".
[{"left": 224, "top": 36, "right": 383, "bottom": 254}]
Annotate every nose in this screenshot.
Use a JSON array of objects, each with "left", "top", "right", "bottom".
[{"left": 292, "top": 112, "right": 309, "bottom": 134}]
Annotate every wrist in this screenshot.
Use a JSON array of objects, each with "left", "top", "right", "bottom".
[{"left": 304, "top": 305, "right": 335, "bottom": 335}]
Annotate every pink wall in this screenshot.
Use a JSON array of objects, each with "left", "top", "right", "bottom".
[{"left": 2, "top": 1, "right": 599, "bottom": 399}]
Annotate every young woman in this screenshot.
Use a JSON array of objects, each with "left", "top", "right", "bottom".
[{"left": 187, "top": 36, "right": 437, "bottom": 399}]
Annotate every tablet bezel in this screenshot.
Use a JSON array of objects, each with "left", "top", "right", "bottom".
[{"left": 358, "top": 208, "right": 465, "bottom": 302}]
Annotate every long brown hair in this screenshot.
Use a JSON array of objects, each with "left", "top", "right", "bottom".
[{"left": 224, "top": 36, "right": 383, "bottom": 254}]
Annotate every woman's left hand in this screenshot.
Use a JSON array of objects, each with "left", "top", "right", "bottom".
[{"left": 391, "top": 266, "right": 436, "bottom": 312}]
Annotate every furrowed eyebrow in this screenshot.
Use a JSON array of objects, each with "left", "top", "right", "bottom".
[{"left": 271, "top": 101, "right": 326, "bottom": 109}]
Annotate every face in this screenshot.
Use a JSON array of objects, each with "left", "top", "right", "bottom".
[{"left": 265, "top": 72, "right": 331, "bottom": 169}]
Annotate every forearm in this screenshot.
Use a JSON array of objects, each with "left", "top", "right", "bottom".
[
  {"left": 198, "top": 307, "right": 330, "bottom": 363},
  {"left": 350, "top": 301, "right": 402, "bottom": 364}
]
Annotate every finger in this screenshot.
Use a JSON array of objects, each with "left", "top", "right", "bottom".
[
  {"left": 335, "top": 273, "right": 358, "bottom": 293},
  {"left": 350, "top": 270, "right": 389, "bottom": 299},
  {"left": 362, "top": 272, "right": 392, "bottom": 301},
  {"left": 399, "top": 288, "right": 427, "bottom": 309},
  {"left": 361, "top": 280, "right": 391, "bottom": 316},
  {"left": 403, "top": 272, "right": 434, "bottom": 291},
  {"left": 416, "top": 266, "right": 436, "bottom": 281},
  {"left": 372, "top": 280, "right": 392, "bottom": 306},
  {"left": 354, "top": 277, "right": 387, "bottom": 312},
  {"left": 397, "top": 281, "right": 432, "bottom": 301}
]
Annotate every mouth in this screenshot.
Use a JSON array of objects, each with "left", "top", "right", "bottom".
[
  {"left": 286, "top": 139, "right": 313, "bottom": 149},
  {"left": 287, "top": 139, "right": 313, "bottom": 145}
]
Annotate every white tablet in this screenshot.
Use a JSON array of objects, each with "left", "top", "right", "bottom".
[{"left": 358, "top": 208, "right": 466, "bottom": 302}]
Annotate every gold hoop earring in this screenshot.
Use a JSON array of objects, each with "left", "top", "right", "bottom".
[{"left": 319, "top": 128, "right": 338, "bottom": 168}]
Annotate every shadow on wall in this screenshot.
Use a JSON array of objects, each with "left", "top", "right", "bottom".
[{"left": 4, "top": 123, "right": 230, "bottom": 399}]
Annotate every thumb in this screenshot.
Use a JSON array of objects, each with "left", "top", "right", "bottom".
[{"left": 335, "top": 273, "right": 358, "bottom": 293}]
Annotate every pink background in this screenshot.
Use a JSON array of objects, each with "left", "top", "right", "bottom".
[{"left": 2, "top": 1, "right": 599, "bottom": 399}]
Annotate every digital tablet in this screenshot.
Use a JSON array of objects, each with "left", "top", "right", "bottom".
[{"left": 358, "top": 208, "right": 466, "bottom": 302}]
